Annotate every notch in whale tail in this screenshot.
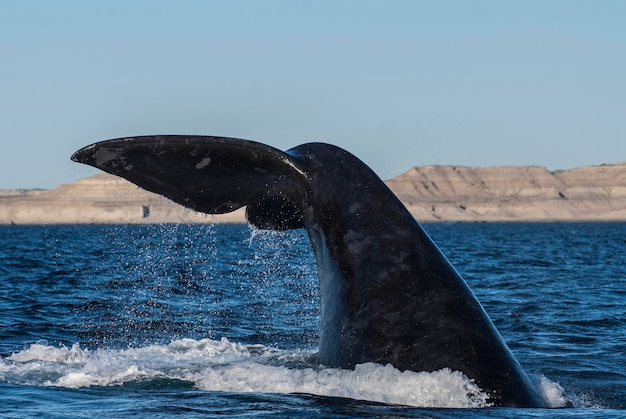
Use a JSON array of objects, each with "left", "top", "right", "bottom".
[{"left": 71, "top": 135, "right": 305, "bottom": 230}]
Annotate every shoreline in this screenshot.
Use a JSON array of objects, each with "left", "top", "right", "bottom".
[
  {"left": 3, "top": 220, "right": 626, "bottom": 227},
  {"left": 2, "top": 161, "right": 626, "bottom": 225}
]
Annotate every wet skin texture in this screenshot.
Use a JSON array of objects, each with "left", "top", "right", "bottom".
[{"left": 72, "top": 135, "right": 546, "bottom": 407}]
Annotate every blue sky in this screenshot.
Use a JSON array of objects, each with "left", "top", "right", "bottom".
[{"left": 1, "top": 1, "right": 624, "bottom": 189}]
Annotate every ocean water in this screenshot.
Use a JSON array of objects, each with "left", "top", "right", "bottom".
[{"left": 0, "top": 222, "right": 624, "bottom": 418}]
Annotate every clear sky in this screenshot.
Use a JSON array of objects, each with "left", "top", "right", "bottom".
[{"left": 1, "top": 1, "right": 624, "bottom": 189}]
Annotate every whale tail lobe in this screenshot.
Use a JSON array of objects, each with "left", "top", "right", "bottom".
[{"left": 71, "top": 135, "right": 305, "bottom": 230}]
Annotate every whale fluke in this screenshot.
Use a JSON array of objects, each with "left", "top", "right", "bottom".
[{"left": 72, "top": 135, "right": 547, "bottom": 407}]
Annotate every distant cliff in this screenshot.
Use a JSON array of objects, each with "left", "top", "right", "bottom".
[
  {"left": 386, "top": 163, "right": 626, "bottom": 222},
  {"left": 2, "top": 162, "right": 626, "bottom": 224},
  {"left": 0, "top": 174, "right": 245, "bottom": 225}
]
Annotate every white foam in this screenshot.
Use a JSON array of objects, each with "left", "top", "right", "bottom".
[
  {"left": 1, "top": 338, "right": 568, "bottom": 408},
  {"left": 192, "top": 362, "right": 491, "bottom": 408},
  {"left": 531, "top": 374, "right": 572, "bottom": 408}
]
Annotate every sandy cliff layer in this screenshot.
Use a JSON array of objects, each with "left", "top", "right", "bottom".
[
  {"left": 2, "top": 162, "right": 626, "bottom": 224},
  {"left": 0, "top": 174, "right": 245, "bottom": 225},
  {"left": 386, "top": 163, "right": 626, "bottom": 222}
]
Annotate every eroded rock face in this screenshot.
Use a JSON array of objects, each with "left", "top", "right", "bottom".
[
  {"left": 386, "top": 163, "right": 626, "bottom": 222},
  {"left": 2, "top": 163, "right": 626, "bottom": 224},
  {"left": 0, "top": 173, "right": 245, "bottom": 225}
]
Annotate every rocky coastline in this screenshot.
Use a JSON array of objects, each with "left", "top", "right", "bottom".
[{"left": 2, "top": 162, "right": 626, "bottom": 225}]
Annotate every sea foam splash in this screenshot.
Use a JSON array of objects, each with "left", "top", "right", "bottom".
[{"left": 0, "top": 337, "right": 566, "bottom": 408}]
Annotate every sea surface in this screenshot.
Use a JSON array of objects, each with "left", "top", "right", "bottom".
[{"left": 0, "top": 222, "right": 624, "bottom": 418}]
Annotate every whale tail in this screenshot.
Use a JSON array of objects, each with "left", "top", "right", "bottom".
[{"left": 72, "top": 135, "right": 547, "bottom": 407}]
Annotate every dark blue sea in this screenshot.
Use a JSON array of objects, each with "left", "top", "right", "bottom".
[{"left": 1, "top": 222, "right": 624, "bottom": 418}]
